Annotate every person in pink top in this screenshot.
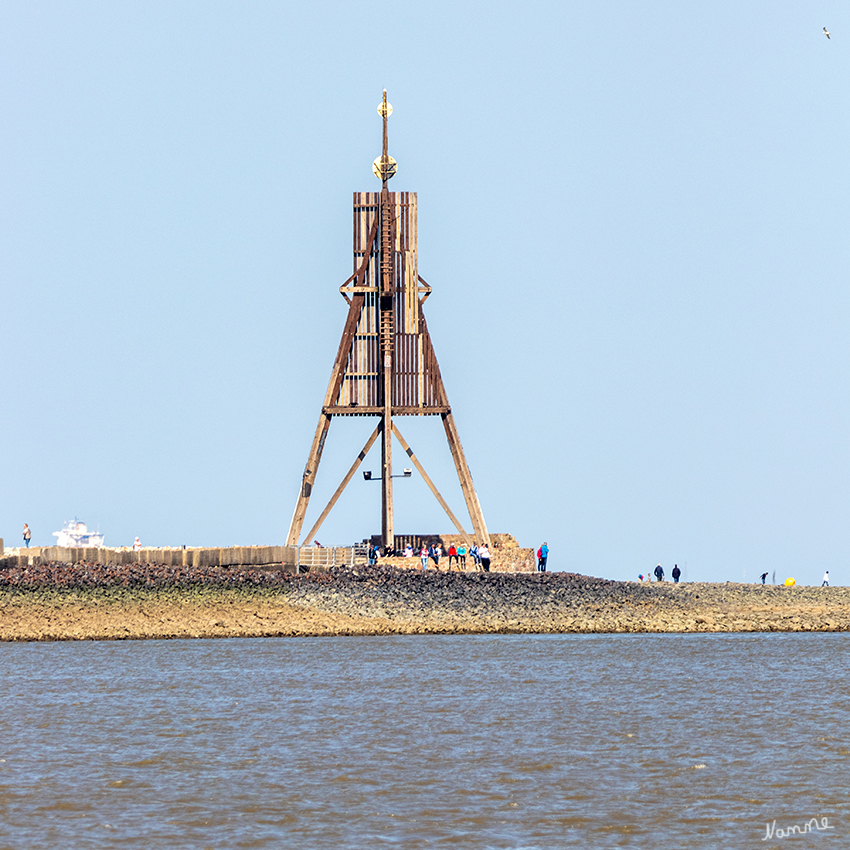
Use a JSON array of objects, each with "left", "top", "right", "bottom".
[{"left": 420, "top": 545, "right": 429, "bottom": 571}]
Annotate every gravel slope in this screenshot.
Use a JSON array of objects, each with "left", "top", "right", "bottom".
[{"left": 1, "top": 563, "right": 847, "bottom": 640}]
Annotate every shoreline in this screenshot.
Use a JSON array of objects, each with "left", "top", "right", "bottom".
[{"left": 2, "top": 563, "right": 849, "bottom": 641}]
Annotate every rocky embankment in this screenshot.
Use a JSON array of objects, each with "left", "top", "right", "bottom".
[{"left": 1, "top": 562, "right": 848, "bottom": 641}]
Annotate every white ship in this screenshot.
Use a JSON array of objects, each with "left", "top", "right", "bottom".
[{"left": 52, "top": 519, "right": 105, "bottom": 548}]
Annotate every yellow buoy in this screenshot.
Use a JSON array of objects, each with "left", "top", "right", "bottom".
[{"left": 784, "top": 577, "right": 796, "bottom": 587}]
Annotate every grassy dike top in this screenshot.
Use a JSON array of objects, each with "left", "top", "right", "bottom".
[{"left": 1, "top": 562, "right": 849, "bottom": 641}]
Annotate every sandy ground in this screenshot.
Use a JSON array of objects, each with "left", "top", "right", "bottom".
[{"left": 0, "top": 594, "right": 398, "bottom": 641}]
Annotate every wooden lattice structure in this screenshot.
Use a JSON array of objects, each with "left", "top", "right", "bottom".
[{"left": 286, "top": 92, "right": 489, "bottom": 550}]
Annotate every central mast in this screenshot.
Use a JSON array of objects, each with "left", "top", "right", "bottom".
[{"left": 377, "top": 90, "right": 395, "bottom": 549}]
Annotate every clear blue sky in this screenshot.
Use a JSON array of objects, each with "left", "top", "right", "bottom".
[{"left": 2, "top": 2, "right": 847, "bottom": 584}]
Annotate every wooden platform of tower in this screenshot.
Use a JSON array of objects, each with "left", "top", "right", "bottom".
[{"left": 286, "top": 91, "right": 489, "bottom": 551}]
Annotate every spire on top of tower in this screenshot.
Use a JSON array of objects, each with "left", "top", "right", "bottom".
[{"left": 372, "top": 89, "right": 397, "bottom": 184}]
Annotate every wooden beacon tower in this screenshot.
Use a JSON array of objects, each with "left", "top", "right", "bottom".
[{"left": 286, "top": 91, "right": 489, "bottom": 551}]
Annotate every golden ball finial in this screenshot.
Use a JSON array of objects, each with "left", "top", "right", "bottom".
[{"left": 372, "top": 155, "right": 397, "bottom": 180}]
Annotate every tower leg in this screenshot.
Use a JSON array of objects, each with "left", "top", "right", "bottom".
[
  {"left": 286, "top": 286, "right": 369, "bottom": 546},
  {"left": 286, "top": 412, "right": 331, "bottom": 545},
  {"left": 420, "top": 313, "right": 489, "bottom": 545},
  {"left": 442, "top": 412, "right": 490, "bottom": 547}
]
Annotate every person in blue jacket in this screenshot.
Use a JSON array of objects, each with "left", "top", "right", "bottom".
[{"left": 537, "top": 542, "right": 549, "bottom": 572}]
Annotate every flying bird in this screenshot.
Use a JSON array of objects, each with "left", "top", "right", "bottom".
[{"left": 823, "top": 27, "right": 831, "bottom": 39}]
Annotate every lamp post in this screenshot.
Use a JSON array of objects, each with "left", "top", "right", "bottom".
[{"left": 363, "top": 469, "right": 412, "bottom": 481}]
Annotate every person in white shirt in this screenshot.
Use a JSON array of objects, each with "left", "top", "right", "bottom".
[
  {"left": 822, "top": 571, "right": 830, "bottom": 587},
  {"left": 479, "top": 544, "right": 491, "bottom": 572}
]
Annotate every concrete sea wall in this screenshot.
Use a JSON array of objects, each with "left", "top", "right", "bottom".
[{"left": 0, "top": 545, "right": 358, "bottom": 571}]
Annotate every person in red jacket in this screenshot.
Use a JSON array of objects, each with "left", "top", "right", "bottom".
[{"left": 447, "top": 543, "right": 458, "bottom": 569}]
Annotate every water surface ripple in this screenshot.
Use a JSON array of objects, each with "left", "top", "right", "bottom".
[{"left": 0, "top": 633, "right": 846, "bottom": 848}]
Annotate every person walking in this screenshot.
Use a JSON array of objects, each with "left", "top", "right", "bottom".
[
  {"left": 671, "top": 564, "right": 681, "bottom": 583},
  {"left": 654, "top": 563, "right": 664, "bottom": 582},
  {"left": 457, "top": 543, "right": 467, "bottom": 569},
  {"left": 22, "top": 524, "right": 32, "bottom": 548},
  {"left": 479, "top": 543, "right": 491, "bottom": 572},
  {"left": 420, "top": 545, "right": 429, "bottom": 571},
  {"left": 760, "top": 572, "right": 769, "bottom": 585},
  {"left": 822, "top": 571, "right": 830, "bottom": 587}
]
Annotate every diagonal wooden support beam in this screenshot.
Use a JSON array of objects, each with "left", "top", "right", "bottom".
[
  {"left": 441, "top": 411, "right": 490, "bottom": 547},
  {"left": 300, "top": 423, "right": 381, "bottom": 546},
  {"left": 339, "top": 215, "right": 379, "bottom": 299},
  {"left": 391, "top": 422, "right": 473, "bottom": 547}
]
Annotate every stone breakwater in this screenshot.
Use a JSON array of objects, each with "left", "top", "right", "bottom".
[{"left": 1, "top": 562, "right": 848, "bottom": 641}]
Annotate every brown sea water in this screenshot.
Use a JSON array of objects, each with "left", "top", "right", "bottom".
[{"left": 0, "top": 633, "right": 846, "bottom": 849}]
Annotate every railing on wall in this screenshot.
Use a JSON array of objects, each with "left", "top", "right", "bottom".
[{"left": 292, "top": 545, "right": 369, "bottom": 573}]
